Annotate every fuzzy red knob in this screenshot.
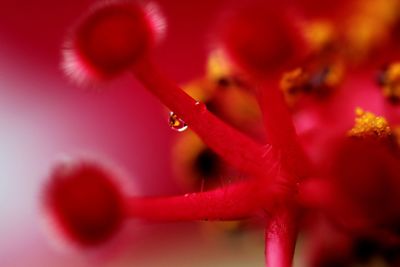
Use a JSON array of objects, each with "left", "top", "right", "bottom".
[
  {"left": 220, "top": 4, "right": 306, "bottom": 77},
  {"left": 44, "top": 160, "right": 125, "bottom": 247},
  {"left": 66, "top": 1, "right": 162, "bottom": 80}
]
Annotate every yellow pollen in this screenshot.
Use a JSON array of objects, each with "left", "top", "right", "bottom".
[{"left": 348, "top": 108, "right": 392, "bottom": 138}]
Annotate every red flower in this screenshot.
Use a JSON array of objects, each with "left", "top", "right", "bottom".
[{"left": 43, "top": 0, "right": 400, "bottom": 266}]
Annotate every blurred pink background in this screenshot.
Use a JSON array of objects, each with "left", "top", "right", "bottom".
[{"left": 0, "top": 1, "right": 265, "bottom": 266}]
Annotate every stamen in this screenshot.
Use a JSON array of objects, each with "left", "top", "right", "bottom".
[
  {"left": 132, "top": 58, "right": 275, "bottom": 178},
  {"left": 348, "top": 108, "right": 392, "bottom": 139},
  {"left": 125, "top": 181, "right": 272, "bottom": 221},
  {"left": 257, "top": 80, "right": 311, "bottom": 179},
  {"left": 66, "top": 1, "right": 278, "bottom": 179},
  {"left": 218, "top": 3, "right": 312, "bottom": 178}
]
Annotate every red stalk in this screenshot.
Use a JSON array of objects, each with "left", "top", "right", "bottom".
[
  {"left": 256, "top": 79, "right": 311, "bottom": 179},
  {"left": 265, "top": 209, "right": 299, "bottom": 267},
  {"left": 125, "top": 180, "right": 272, "bottom": 221},
  {"left": 132, "top": 57, "right": 276, "bottom": 179}
]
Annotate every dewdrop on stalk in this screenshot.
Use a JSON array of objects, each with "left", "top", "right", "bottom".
[
  {"left": 62, "top": 1, "right": 166, "bottom": 84},
  {"left": 168, "top": 111, "right": 188, "bottom": 132}
]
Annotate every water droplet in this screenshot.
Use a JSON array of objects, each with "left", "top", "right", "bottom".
[
  {"left": 168, "top": 112, "right": 188, "bottom": 132},
  {"left": 194, "top": 101, "right": 206, "bottom": 113}
]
